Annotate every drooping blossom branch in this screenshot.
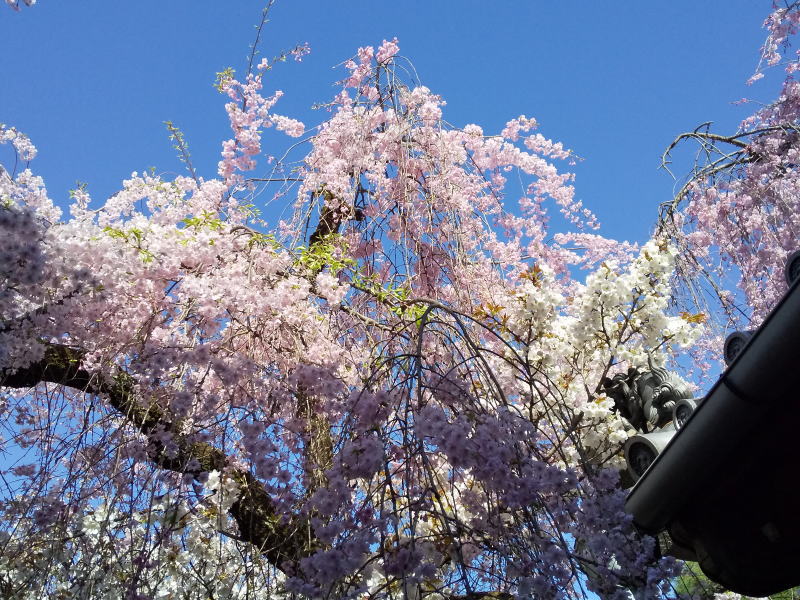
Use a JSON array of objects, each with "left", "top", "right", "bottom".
[{"left": 0, "top": 25, "right": 724, "bottom": 600}]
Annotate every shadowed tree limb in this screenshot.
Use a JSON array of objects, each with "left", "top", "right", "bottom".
[
  {"left": 0, "top": 342, "right": 316, "bottom": 571},
  {"left": 308, "top": 186, "right": 365, "bottom": 248},
  {"left": 1, "top": 345, "right": 519, "bottom": 597}
]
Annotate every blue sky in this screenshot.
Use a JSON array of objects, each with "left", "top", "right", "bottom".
[{"left": 0, "top": 1, "right": 784, "bottom": 245}]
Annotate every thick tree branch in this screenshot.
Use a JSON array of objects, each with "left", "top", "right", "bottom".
[
  {"left": 309, "top": 188, "right": 344, "bottom": 247},
  {"left": 0, "top": 342, "right": 316, "bottom": 571},
  {"left": 308, "top": 187, "right": 364, "bottom": 247}
]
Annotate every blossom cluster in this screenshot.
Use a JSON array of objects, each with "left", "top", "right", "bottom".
[
  {"left": 4, "top": 0, "right": 35, "bottom": 11},
  {"left": 666, "top": 2, "right": 800, "bottom": 358},
  {"left": 0, "top": 30, "right": 723, "bottom": 600},
  {"left": 218, "top": 64, "right": 304, "bottom": 186}
]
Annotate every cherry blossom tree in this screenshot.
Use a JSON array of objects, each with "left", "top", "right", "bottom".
[
  {"left": 659, "top": 1, "right": 800, "bottom": 352},
  {"left": 0, "top": 3, "right": 795, "bottom": 599}
]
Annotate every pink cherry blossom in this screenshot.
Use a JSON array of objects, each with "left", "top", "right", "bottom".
[{"left": 1, "top": 8, "right": 789, "bottom": 598}]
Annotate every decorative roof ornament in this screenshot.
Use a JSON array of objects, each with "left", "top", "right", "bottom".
[{"left": 602, "top": 364, "right": 694, "bottom": 434}]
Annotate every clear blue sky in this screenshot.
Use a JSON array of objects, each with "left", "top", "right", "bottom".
[{"left": 0, "top": 1, "right": 783, "bottom": 245}]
